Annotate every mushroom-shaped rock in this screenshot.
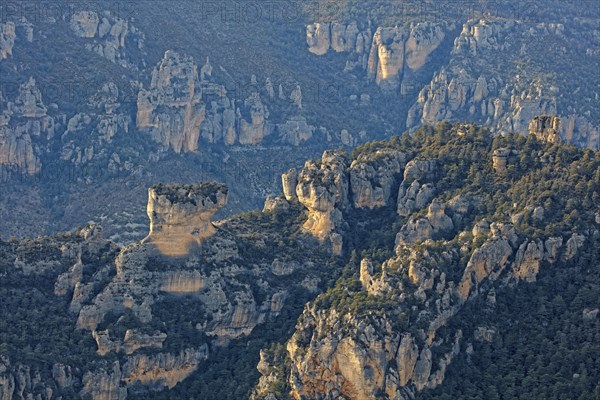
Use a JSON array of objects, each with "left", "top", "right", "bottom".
[{"left": 144, "top": 182, "right": 227, "bottom": 257}]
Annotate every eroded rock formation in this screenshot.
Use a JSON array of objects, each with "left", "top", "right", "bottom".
[
  {"left": 0, "top": 22, "right": 16, "bottom": 60},
  {"left": 307, "top": 21, "right": 449, "bottom": 91},
  {"left": 137, "top": 51, "right": 205, "bottom": 153},
  {"left": 144, "top": 182, "right": 228, "bottom": 257},
  {"left": 0, "top": 78, "right": 55, "bottom": 175},
  {"left": 407, "top": 18, "right": 599, "bottom": 148}
]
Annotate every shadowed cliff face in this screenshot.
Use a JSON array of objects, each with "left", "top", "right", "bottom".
[{"left": 144, "top": 183, "right": 228, "bottom": 257}]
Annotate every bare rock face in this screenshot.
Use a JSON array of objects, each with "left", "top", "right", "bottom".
[
  {"left": 138, "top": 52, "right": 278, "bottom": 149},
  {"left": 12, "top": 77, "right": 47, "bottom": 118},
  {"left": 81, "top": 361, "right": 127, "bottom": 400},
  {"left": 458, "top": 238, "right": 513, "bottom": 300},
  {"left": 285, "top": 305, "right": 463, "bottom": 400},
  {"left": 296, "top": 151, "right": 349, "bottom": 243},
  {"left": 492, "top": 148, "right": 518, "bottom": 173},
  {"left": 70, "top": 11, "right": 100, "bottom": 38},
  {"left": 397, "top": 181, "right": 435, "bottom": 216},
  {"left": 306, "top": 23, "right": 331, "bottom": 55},
  {"left": 396, "top": 334, "right": 419, "bottom": 386},
  {"left": 160, "top": 271, "right": 205, "bottom": 293},
  {"left": 529, "top": 115, "right": 562, "bottom": 143},
  {"left": 121, "top": 347, "right": 208, "bottom": 389},
  {"left": 564, "top": 233, "right": 586, "bottom": 260},
  {"left": 282, "top": 168, "right": 299, "bottom": 201},
  {"left": 368, "top": 27, "right": 406, "bottom": 90},
  {"left": 307, "top": 21, "right": 448, "bottom": 91},
  {"left": 349, "top": 149, "right": 407, "bottom": 208},
  {"left": 396, "top": 198, "right": 454, "bottom": 247},
  {"left": 137, "top": 51, "right": 205, "bottom": 153},
  {"left": 1, "top": 355, "right": 58, "bottom": 400},
  {"left": 52, "top": 364, "right": 76, "bottom": 390},
  {"left": 0, "top": 22, "right": 16, "bottom": 60},
  {"left": 405, "top": 22, "right": 446, "bottom": 71},
  {"left": 144, "top": 183, "right": 227, "bottom": 257},
  {"left": 427, "top": 199, "right": 454, "bottom": 232},
  {"left": 93, "top": 329, "right": 167, "bottom": 356},
  {"left": 276, "top": 116, "right": 314, "bottom": 146},
  {"left": 407, "top": 19, "right": 599, "bottom": 149},
  {"left": 403, "top": 158, "right": 438, "bottom": 183},
  {"left": 61, "top": 83, "right": 131, "bottom": 168},
  {"left": 238, "top": 92, "right": 270, "bottom": 145},
  {"left": 0, "top": 78, "right": 55, "bottom": 175},
  {"left": 513, "top": 240, "right": 544, "bottom": 282},
  {"left": 70, "top": 11, "right": 142, "bottom": 66},
  {"left": 81, "top": 347, "right": 208, "bottom": 399},
  {"left": 307, "top": 21, "right": 372, "bottom": 60}
]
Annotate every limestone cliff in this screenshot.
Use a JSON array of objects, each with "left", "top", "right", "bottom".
[
  {"left": 262, "top": 217, "right": 588, "bottom": 400},
  {"left": 144, "top": 182, "right": 227, "bottom": 257},
  {"left": 0, "top": 78, "right": 55, "bottom": 175},
  {"left": 349, "top": 149, "right": 407, "bottom": 208},
  {"left": 407, "top": 18, "right": 600, "bottom": 149},
  {"left": 136, "top": 51, "right": 205, "bottom": 153},
  {"left": 306, "top": 21, "right": 450, "bottom": 91},
  {"left": 70, "top": 10, "right": 144, "bottom": 67},
  {"left": 0, "top": 22, "right": 16, "bottom": 60},
  {"left": 61, "top": 82, "right": 132, "bottom": 166},
  {"left": 137, "top": 52, "right": 322, "bottom": 150},
  {"left": 252, "top": 127, "right": 597, "bottom": 400},
  {"left": 295, "top": 151, "right": 350, "bottom": 246}
]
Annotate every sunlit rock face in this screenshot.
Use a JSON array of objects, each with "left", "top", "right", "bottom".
[
  {"left": 368, "top": 27, "right": 406, "bottom": 90},
  {"left": 144, "top": 182, "right": 228, "bottom": 257},
  {"left": 0, "top": 78, "right": 54, "bottom": 175},
  {"left": 136, "top": 51, "right": 205, "bottom": 153}
]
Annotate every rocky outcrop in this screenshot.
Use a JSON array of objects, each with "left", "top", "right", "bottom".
[
  {"left": 349, "top": 149, "right": 407, "bottom": 208},
  {"left": 70, "top": 11, "right": 144, "bottom": 66},
  {"left": 267, "top": 219, "right": 587, "bottom": 400},
  {"left": 403, "top": 158, "right": 438, "bottom": 183},
  {"left": 276, "top": 116, "right": 314, "bottom": 146},
  {"left": 564, "top": 233, "right": 586, "bottom": 260},
  {"left": 0, "top": 356, "right": 61, "bottom": 400},
  {"left": 306, "top": 23, "right": 332, "bottom": 55},
  {"left": 407, "top": 19, "right": 599, "bottom": 149},
  {"left": 397, "top": 181, "right": 435, "bottom": 216},
  {"left": 0, "top": 22, "right": 16, "bottom": 60},
  {"left": 282, "top": 168, "right": 299, "bottom": 201},
  {"left": 368, "top": 27, "right": 406, "bottom": 90},
  {"left": 307, "top": 21, "right": 449, "bottom": 91},
  {"left": 404, "top": 23, "right": 447, "bottom": 71},
  {"left": 160, "top": 271, "right": 205, "bottom": 293},
  {"left": 512, "top": 240, "right": 544, "bottom": 282},
  {"left": 296, "top": 151, "right": 349, "bottom": 241},
  {"left": 137, "top": 51, "right": 205, "bottom": 153},
  {"left": 138, "top": 52, "right": 294, "bottom": 149},
  {"left": 80, "top": 346, "right": 207, "bottom": 399},
  {"left": 93, "top": 329, "right": 168, "bottom": 356},
  {"left": 70, "top": 11, "right": 100, "bottom": 38},
  {"left": 238, "top": 93, "right": 270, "bottom": 145},
  {"left": 61, "top": 82, "right": 132, "bottom": 167},
  {"left": 492, "top": 148, "right": 518, "bottom": 173},
  {"left": 0, "top": 78, "right": 55, "bottom": 175},
  {"left": 458, "top": 238, "right": 513, "bottom": 300},
  {"left": 121, "top": 347, "right": 208, "bottom": 389},
  {"left": 284, "top": 305, "right": 463, "bottom": 400},
  {"left": 144, "top": 183, "right": 228, "bottom": 257},
  {"left": 396, "top": 199, "right": 454, "bottom": 246},
  {"left": 529, "top": 115, "right": 561, "bottom": 143}
]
